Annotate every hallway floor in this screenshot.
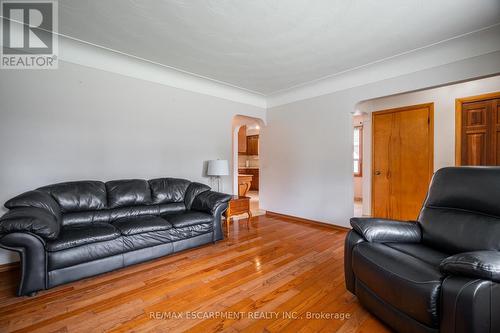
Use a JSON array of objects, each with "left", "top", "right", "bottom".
[{"left": 247, "top": 191, "right": 265, "bottom": 216}]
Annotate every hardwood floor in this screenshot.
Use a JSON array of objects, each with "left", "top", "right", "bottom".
[{"left": 0, "top": 214, "right": 390, "bottom": 333}]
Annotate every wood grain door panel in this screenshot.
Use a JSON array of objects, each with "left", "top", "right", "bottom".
[
  {"left": 461, "top": 101, "right": 491, "bottom": 165},
  {"left": 238, "top": 126, "right": 247, "bottom": 154},
  {"left": 246, "top": 135, "right": 259, "bottom": 156},
  {"left": 372, "top": 113, "right": 392, "bottom": 219},
  {"left": 456, "top": 93, "right": 500, "bottom": 166},
  {"left": 464, "top": 131, "right": 487, "bottom": 165},
  {"left": 372, "top": 104, "right": 433, "bottom": 220}
]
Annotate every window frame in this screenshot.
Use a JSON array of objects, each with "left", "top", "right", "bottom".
[{"left": 353, "top": 125, "right": 363, "bottom": 177}]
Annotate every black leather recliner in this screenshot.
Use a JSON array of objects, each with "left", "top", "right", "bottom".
[
  {"left": 0, "top": 178, "right": 231, "bottom": 296},
  {"left": 345, "top": 167, "right": 500, "bottom": 333}
]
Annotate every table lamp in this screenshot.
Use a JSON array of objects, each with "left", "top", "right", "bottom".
[{"left": 207, "top": 159, "right": 229, "bottom": 192}]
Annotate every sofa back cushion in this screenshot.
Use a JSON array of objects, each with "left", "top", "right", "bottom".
[
  {"left": 184, "top": 182, "right": 211, "bottom": 210},
  {"left": 149, "top": 178, "right": 190, "bottom": 204},
  {"left": 40, "top": 181, "right": 107, "bottom": 213},
  {"left": 419, "top": 167, "right": 500, "bottom": 253},
  {"left": 3, "top": 178, "right": 206, "bottom": 227},
  {"left": 106, "top": 179, "right": 152, "bottom": 209},
  {"left": 61, "top": 202, "right": 186, "bottom": 226}
]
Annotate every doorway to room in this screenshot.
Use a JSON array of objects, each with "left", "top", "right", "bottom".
[
  {"left": 232, "top": 115, "right": 266, "bottom": 218},
  {"left": 352, "top": 114, "right": 364, "bottom": 217}
]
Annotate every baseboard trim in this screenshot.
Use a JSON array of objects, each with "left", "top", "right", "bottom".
[
  {"left": 265, "top": 211, "right": 350, "bottom": 232},
  {"left": 0, "top": 261, "right": 19, "bottom": 273}
]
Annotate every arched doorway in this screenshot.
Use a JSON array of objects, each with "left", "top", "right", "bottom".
[{"left": 232, "top": 115, "right": 266, "bottom": 218}]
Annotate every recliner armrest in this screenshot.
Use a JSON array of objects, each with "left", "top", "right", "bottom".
[
  {"left": 191, "top": 191, "right": 232, "bottom": 215},
  {"left": 440, "top": 251, "right": 500, "bottom": 283},
  {"left": 0, "top": 207, "right": 60, "bottom": 239},
  {"left": 350, "top": 217, "right": 421, "bottom": 243}
]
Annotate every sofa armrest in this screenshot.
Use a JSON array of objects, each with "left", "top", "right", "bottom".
[
  {"left": 440, "top": 276, "right": 499, "bottom": 333},
  {"left": 0, "top": 207, "right": 60, "bottom": 239},
  {"left": 0, "top": 232, "right": 47, "bottom": 296},
  {"left": 350, "top": 217, "right": 421, "bottom": 243},
  {"left": 191, "top": 191, "right": 232, "bottom": 215},
  {"left": 440, "top": 251, "right": 500, "bottom": 283},
  {"left": 5, "top": 189, "right": 61, "bottom": 219}
]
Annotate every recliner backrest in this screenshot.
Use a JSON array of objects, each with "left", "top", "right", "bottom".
[{"left": 418, "top": 167, "right": 500, "bottom": 253}]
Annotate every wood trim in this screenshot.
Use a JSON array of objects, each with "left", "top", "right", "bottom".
[
  {"left": 371, "top": 111, "right": 375, "bottom": 217},
  {"left": 370, "top": 102, "right": 434, "bottom": 116},
  {"left": 455, "top": 91, "right": 500, "bottom": 166},
  {"left": 371, "top": 103, "right": 434, "bottom": 216},
  {"left": 0, "top": 261, "right": 19, "bottom": 273},
  {"left": 265, "top": 211, "right": 350, "bottom": 231},
  {"left": 429, "top": 104, "right": 435, "bottom": 175},
  {"left": 455, "top": 98, "right": 462, "bottom": 166}
]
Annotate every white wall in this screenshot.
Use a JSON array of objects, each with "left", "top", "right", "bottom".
[
  {"left": 0, "top": 61, "right": 265, "bottom": 264},
  {"left": 357, "top": 75, "right": 500, "bottom": 216},
  {"left": 260, "top": 51, "right": 500, "bottom": 228}
]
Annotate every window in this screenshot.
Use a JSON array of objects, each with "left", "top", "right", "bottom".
[{"left": 353, "top": 126, "right": 363, "bottom": 177}]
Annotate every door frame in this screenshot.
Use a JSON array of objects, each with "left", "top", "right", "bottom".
[
  {"left": 455, "top": 91, "right": 500, "bottom": 166},
  {"left": 370, "top": 103, "right": 434, "bottom": 216}
]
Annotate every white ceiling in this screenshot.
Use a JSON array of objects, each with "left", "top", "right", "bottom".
[{"left": 60, "top": 0, "right": 500, "bottom": 95}]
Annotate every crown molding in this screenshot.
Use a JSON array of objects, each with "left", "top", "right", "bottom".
[
  {"left": 57, "top": 36, "right": 267, "bottom": 108},
  {"left": 266, "top": 24, "right": 500, "bottom": 108},
  {"left": 3, "top": 18, "right": 499, "bottom": 110},
  {"left": 64, "top": 23, "right": 498, "bottom": 110},
  {"left": 0, "top": 18, "right": 267, "bottom": 108}
]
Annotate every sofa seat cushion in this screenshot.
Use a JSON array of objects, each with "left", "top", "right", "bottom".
[
  {"left": 122, "top": 222, "right": 213, "bottom": 251},
  {"left": 169, "top": 223, "right": 212, "bottom": 242},
  {"left": 352, "top": 242, "right": 443, "bottom": 328},
  {"left": 46, "top": 223, "right": 120, "bottom": 252},
  {"left": 112, "top": 215, "right": 172, "bottom": 236},
  {"left": 48, "top": 237, "right": 124, "bottom": 270},
  {"left": 165, "top": 211, "right": 213, "bottom": 228}
]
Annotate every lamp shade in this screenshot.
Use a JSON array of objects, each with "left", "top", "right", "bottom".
[{"left": 207, "top": 160, "right": 229, "bottom": 176}]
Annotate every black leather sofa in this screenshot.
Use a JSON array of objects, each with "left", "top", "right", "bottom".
[
  {"left": 345, "top": 167, "right": 500, "bottom": 333},
  {"left": 0, "top": 178, "right": 231, "bottom": 296}
]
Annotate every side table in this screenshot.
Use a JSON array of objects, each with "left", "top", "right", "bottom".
[{"left": 225, "top": 195, "right": 251, "bottom": 232}]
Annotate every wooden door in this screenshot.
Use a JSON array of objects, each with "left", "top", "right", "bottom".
[
  {"left": 238, "top": 126, "right": 247, "bottom": 154},
  {"left": 372, "top": 103, "right": 434, "bottom": 220},
  {"left": 458, "top": 96, "right": 500, "bottom": 166},
  {"left": 246, "top": 135, "right": 259, "bottom": 155}
]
